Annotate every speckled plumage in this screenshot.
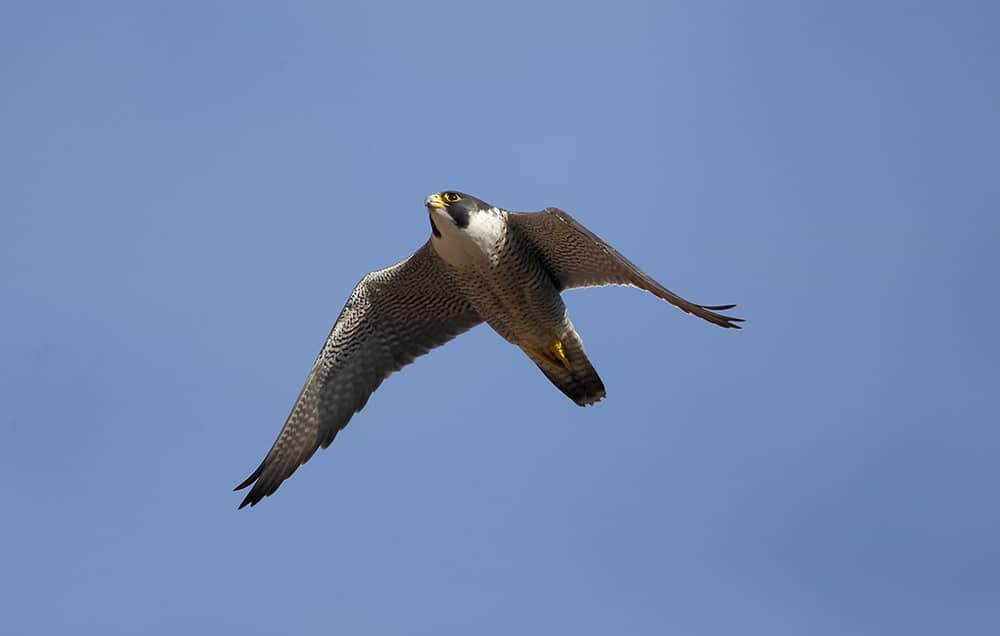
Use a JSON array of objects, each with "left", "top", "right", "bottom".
[
  {"left": 235, "top": 191, "right": 742, "bottom": 508},
  {"left": 234, "top": 243, "right": 480, "bottom": 508}
]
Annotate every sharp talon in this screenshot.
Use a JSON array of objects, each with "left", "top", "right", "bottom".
[
  {"left": 549, "top": 340, "right": 571, "bottom": 370},
  {"left": 529, "top": 339, "right": 573, "bottom": 370}
]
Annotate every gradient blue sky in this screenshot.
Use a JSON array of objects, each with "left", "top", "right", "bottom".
[{"left": 2, "top": 2, "right": 998, "bottom": 634}]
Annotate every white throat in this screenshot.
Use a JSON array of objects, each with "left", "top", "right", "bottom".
[{"left": 430, "top": 207, "right": 507, "bottom": 267}]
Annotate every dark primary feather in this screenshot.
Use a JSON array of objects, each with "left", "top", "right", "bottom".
[
  {"left": 235, "top": 242, "right": 481, "bottom": 508},
  {"left": 507, "top": 208, "right": 744, "bottom": 329}
]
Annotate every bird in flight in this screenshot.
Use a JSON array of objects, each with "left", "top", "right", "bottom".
[{"left": 235, "top": 191, "right": 742, "bottom": 507}]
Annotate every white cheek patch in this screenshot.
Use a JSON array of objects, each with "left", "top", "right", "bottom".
[
  {"left": 463, "top": 208, "right": 507, "bottom": 254},
  {"left": 431, "top": 207, "right": 507, "bottom": 267}
]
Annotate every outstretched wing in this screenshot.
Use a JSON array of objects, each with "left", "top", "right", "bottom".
[
  {"left": 508, "top": 208, "right": 743, "bottom": 329},
  {"left": 235, "top": 242, "right": 481, "bottom": 508}
]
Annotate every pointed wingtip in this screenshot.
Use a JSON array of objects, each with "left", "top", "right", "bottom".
[
  {"left": 237, "top": 485, "right": 264, "bottom": 509},
  {"left": 235, "top": 481, "right": 255, "bottom": 509},
  {"left": 694, "top": 302, "right": 744, "bottom": 329},
  {"left": 234, "top": 459, "right": 267, "bottom": 491},
  {"left": 234, "top": 477, "right": 253, "bottom": 492},
  {"left": 235, "top": 462, "right": 267, "bottom": 508},
  {"left": 700, "top": 303, "right": 737, "bottom": 311}
]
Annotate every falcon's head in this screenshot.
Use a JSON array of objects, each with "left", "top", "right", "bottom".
[
  {"left": 424, "top": 191, "right": 507, "bottom": 264},
  {"left": 424, "top": 191, "right": 496, "bottom": 238}
]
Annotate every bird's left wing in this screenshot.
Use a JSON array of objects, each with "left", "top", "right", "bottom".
[
  {"left": 508, "top": 208, "right": 743, "bottom": 329},
  {"left": 235, "top": 241, "right": 481, "bottom": 508}
]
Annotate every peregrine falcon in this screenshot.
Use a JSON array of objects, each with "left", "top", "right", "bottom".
[{"left": 235, "top": 191, "right": 742, "bottom": 507}]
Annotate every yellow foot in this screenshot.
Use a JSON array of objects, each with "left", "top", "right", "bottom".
[{"left": 532, "top": 339, "right": 572, "bottom": 370}]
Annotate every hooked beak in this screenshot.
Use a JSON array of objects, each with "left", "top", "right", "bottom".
[{"left": 425, "top": 193, "right": 446, "bottom": 209}]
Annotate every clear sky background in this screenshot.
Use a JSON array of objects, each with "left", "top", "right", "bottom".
[{"left": 2, "top": 1, "right": 998, "bottom": 634}]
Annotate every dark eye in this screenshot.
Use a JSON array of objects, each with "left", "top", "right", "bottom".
[{"left": 444, "top": 192, "right": 461, "bottom": 203}]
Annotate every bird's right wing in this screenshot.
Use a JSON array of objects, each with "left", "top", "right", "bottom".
[
  {"left": 235, "top": 241, "right": 481, "bottom": 508},
  {"left": 508, "top": 208, "right": 743, "bottom": 329}
]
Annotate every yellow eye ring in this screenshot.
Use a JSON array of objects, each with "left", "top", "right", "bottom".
[{"left": 443, "top": 192, "right": 461, "bottom": 203}]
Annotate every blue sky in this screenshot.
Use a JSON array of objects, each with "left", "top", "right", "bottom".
[{"left": 2, "top": 1, "right": 998, "bottom": 634}]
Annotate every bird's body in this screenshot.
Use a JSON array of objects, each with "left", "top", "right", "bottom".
[
  {"left": 430, "top": 203, "right": 587, "bottom": 397},
  {"left": 236, "top": 192, "right": 742, "bottom": 508}
]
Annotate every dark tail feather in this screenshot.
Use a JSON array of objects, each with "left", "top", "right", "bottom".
[{"left": 528, "top": 337, "right": 606, "bottom": 406}]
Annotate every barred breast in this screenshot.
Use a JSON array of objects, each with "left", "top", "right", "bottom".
[{"left": 450, "top": 221, "right": 569, "bottom": 347}]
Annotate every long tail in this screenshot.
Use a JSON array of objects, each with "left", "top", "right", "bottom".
[{"left": 525, "top": 333, "right": 606, "bottom": 406}]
